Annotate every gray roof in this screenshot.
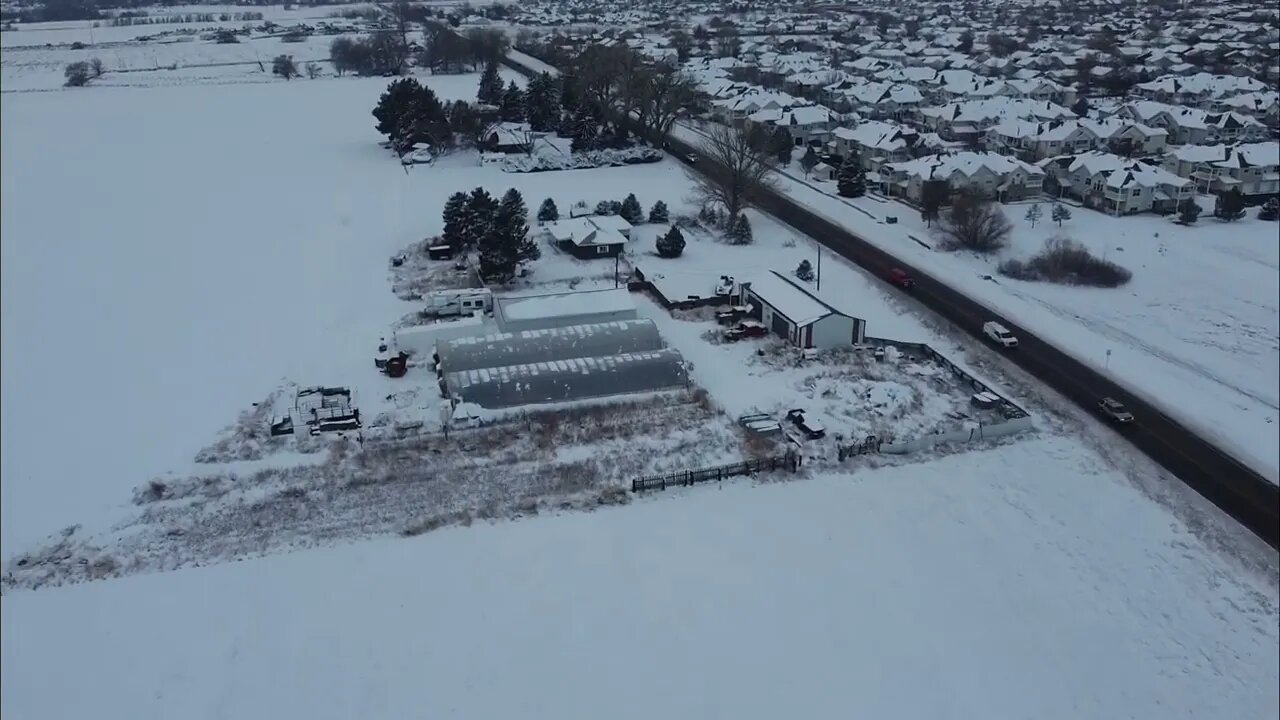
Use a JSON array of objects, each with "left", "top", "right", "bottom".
[
  {"left": 436, "top": 320, "right": 664, "bottom": 374},
  {"left": 444, "top": 350, "right": 688, "bottom": 409}
]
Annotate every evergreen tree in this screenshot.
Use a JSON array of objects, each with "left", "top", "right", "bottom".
[
  {"left": 1214, "top": 188, "right": 1244, "bottom": 221},
  {"left": 1024, "top": 203, "right": 1043, "bottom": 228},
  {"left": 800, "top": 146, "right": 819, "bottom": 176},
  {"left": 619, "top": 193, "right": 644, "bottom": 225},
  {"left": 373, "top": 77, "right": 426, "bottom": 139},
  {"left": 648, "top": 200, "right": 670, "bottom": 224},
  {"left": 500, "top": 188, "right": 539, "bottom": 264},
  {"left": 772, "top": 127, "right": 794, "bottom": 165},
  {"left": 570, "top": 107, "right": 598, "bottom": 152},
  {"left": 656, "top": 226, "right": 686, "bottom": 258},
  {"left": 374, "top": 77, "right": 448, "bottom": 151},
  {"left": 500, "top": 80, "right": 525, "bottom": 122},
  {"left": 441, "top": 191, "right": 469, "bottom": 249},
  {"left": 464, "top": 187, "right": 497, "bottom": 248},
  {"left": 1177, "top": 199, "right": 1201, "bottom": 225},
  {"left": 837, "top": 154, "right": 866, "bottom": 198},
  {"left": 480, "top": 189, "right": 538, "bottom": 282},
  {"left": 559, "top": 73, "right": 579, "bottom": 114},
  {"left": 795, "top": 259, "right": 814, "bottom": 282},
  {"left": 727, "top": 214, "right": 753, "bottom": 245},
  {"left": 537, "top": 198, "right": 559, "bottom": 223},
  {"left": 1051, "top": 203, "right": 1072, "bottom": 227},
  {"left": 477, "top": 60, "right": 503, "bottom": 105},
  {"left": 524, "top": 72, "right": 561, "bottom": 132}
]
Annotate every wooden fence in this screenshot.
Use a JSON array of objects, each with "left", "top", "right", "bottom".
[{"left": 631, "top": 454, "right": 796, "bottom": 493}]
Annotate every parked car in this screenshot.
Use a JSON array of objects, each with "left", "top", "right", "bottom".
[
  {"left": 983, "top": 320, "right": 1018, "bottom": 348},
  {"left": 680, "top": 152, "right": 699, "bottom": 165},
  {"left": 1097, "top": 397, "right": 1135, "bottom": 424},
  {"left": 724, "top": 320, "right": 767, "bottom": 342},
  {"left": 888, "top": 267, "right": 914, "bottom": 289},
  {"left": 786, "top": 409, "right": 826, "bottom": 439}
]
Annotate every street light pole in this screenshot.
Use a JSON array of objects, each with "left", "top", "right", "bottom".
[{"left": 817, "top": 244, "right": 822, "bottom": 292}]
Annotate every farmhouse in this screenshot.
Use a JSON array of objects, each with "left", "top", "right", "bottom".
[
  {"left": 735, "top": 270, "right": 867, "bottom": 351},
  {"left": 480, "top": 122, "right": 538, "bottom": 154},
  {"left": 541, "top": 216, "right": 631, "bottom": 259}
]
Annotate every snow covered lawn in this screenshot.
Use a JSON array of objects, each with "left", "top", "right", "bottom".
[{"left": 3, "top": 436, "right": 1276, "bottom": 719}]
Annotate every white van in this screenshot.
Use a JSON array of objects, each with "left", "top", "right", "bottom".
[{"left": 983, "top": 321, "right": 1018, "bottom": 348}]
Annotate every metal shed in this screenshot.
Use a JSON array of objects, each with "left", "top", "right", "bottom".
[
  {"left": 444, "top": 349, "right": 688, "bottom": 409},
  {"left": 436, "top": 320, "right": 665, "bottom": 374}
]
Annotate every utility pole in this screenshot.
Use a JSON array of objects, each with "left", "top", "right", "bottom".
[
  {"left": 816, "top": 244, "right": 822, "bottom": 292},
  {"left": 614, "top": 253, "right": 620, "bottom": 288}
]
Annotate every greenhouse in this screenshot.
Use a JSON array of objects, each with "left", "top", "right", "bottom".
[
  {"left": 435, "top": 320, "right": 665, "bottom": 374},
  {"left": 443, "top": 350, "right": 689, "bottom": 409}
]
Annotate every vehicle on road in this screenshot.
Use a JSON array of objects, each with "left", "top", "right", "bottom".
[
  {"left": 681, "top": 152, "right": 699, "bottom": 165},
  {"left": 786, "top": 409, "right": 826, "bottom": 439},
  {"left": 724, "top": 320, "right": 767, "bottom": 342},
  {"left": 889, "top": 267, "right": 914, "bottom": 289},
  {"left": 1098, "top": 397, "right": 1135, "bottom": 424},
  {"left": 983, "top": 321, "right": 1019, "bottom": 348}
]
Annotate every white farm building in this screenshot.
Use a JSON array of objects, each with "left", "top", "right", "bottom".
[{"left": 736, "top": 271, "right": 867, "bottom": 350}]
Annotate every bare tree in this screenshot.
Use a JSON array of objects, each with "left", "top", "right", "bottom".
[
  {"left": 64, "top": 61, "right": 91, "bottom": 87},
  {"left": 687, "top": 123, "right": 777, "bottom": 222},
  {"left": 936, "top": 187, "right": 1012, "bottom": 253},
  {"left": 89, "top": 57, "right": 105, "bottom": 78},
  {"left": 636, "top": 62, "right": 699, "bottom": 140},
  {"left": 305, "top": 61, "right": 322, "bottom": 79},
  {"left": 272, "top": 54, "right": 299, "bottom": 80}
]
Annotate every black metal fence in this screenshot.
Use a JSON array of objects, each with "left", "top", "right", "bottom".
[{"left": 631, "top": 454, "right": 795, "bottom": 493}]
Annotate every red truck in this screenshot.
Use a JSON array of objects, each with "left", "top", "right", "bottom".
[{"left": 888, "top": 267, "right": 914, "bottom": 289}]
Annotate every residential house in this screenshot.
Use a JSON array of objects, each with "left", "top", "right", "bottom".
[
  {"left": 987, "top": 118, "right": 1168, "bottom": 161},
  {"left": 746, "top": 104, "right": 842, "bottom": 147},
  {"left": 711, "top": 89, "right": 810, "bottom": 125},
  {"left": 1217, "top": 91, "right": 1280, "bottom": 129},
  {"left": 916, "top": 97, "right": 1077, "bottom": 142},
  {"left": 541, "top": 216, "right": 632, "bottom": 259},
  {"left": 1162, "top": 142, "right": 1280, "bottom": 200},
  {"left": 824, "top": 79, "right": 924, "bottom": 120},
  {"left": 1038, "top": 151, "right": 1194, "bottom": 214},
  {"left": 481, "top": 122, "right": 537, "bottom": 154},
  {"left": 734, "top": 270, "right": 867, "bottom": 351},
  {"left": 828, "top": 120, "right": 946, "bottom": 170},
  {"left": 1132, "top": 72, "right": 1270, "bottom": 108},
  {"left": 879, "top": 151, "right": 1046, "bottom": 203},
  {"left": 1115, "top": 101, "right": 1269, "bottom": 145}
]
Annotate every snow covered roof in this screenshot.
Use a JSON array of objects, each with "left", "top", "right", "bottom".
[
  {"left": 832, "top": 120, "right": 921, "bottom": 151},
  {"left": 444, "top": 349, "right": 687, "bottom": 409},
  {"left": 920, "top": 97, "right": 1076, "bottom": 124},
  {"left": 884, "top": 151, "right": 1046, "bottom": 180},
  {"left": 1048, "top": 152, "right": 1191, "bottom": 188},
  {"left": 437, "top": 319, "right": 664, "bottom": 374},
  {"left": 542, "top": 217, "right": 628, "bottom": 248},
  {"left": 744, "top": 270, "right": 852, "bottom": 327},
  {"left": 498, "top": 289, "right": 636, "bottom": 324},
  {"left": 1136, "top": 72, "right": 1269, "bottom": 99},
  {"left": 1165, "top": 142, "right": 1280, "bottom": 169},
  {"left": 748, "top": 104, "right": 839, "bottom": 126},
  {"left": 1219, "top": 91, "right": 1280, "bottom": 113}
]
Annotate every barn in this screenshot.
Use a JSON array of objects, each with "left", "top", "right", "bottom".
[{"left": 736, "top": 270, "right": 867, "bottom": 350}]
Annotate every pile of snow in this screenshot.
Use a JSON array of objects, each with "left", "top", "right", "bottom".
[{"left": 504, "top": 146, "right": 663, "bottom": 173}]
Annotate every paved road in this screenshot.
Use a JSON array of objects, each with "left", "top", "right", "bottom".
[{"left": 500, "top": 53, "right": 1280, "bottom": 549}]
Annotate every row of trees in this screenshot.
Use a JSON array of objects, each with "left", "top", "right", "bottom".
[{"left": 441, "top": 188, "right": 539, "bottom": 282}]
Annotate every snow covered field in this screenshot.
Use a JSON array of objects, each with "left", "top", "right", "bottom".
[
  {"left": 3, "top": 35, "right": 1278, "bottom": 719},
  {"left": 676, "top": 122, "right": 1280, "bottom": 482},
  {"left": 3, "top": 437, "right": 1277, "bottom": 719}
]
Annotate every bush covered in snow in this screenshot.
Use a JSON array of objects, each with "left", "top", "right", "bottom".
[
  {"left": 998, "top": 236, "right": 1132, "bottom": 288},
  {"left": 503, "top": 147, "right": 662, "bottom": 173}
]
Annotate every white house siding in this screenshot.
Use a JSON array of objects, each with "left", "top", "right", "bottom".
[{"left": 808, "top": 314, "right": 857, "bottom": 350}]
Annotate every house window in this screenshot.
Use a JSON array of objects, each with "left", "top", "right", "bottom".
[{"left": 596, "top": 245, "right": 612, "bottom": 255}]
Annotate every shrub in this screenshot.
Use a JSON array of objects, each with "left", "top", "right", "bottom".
[
  {"left": 937, "top": 188, "right": 1011, "bottom": 254},
  {"left": 998, "top": 236, "right": 1132, "bottom": 288},
  {"left": 64, "top": 61, "right": 91, "bottom": 87},
  {"left": 795, "top": 259, "right": 814, "bottom": 281},
  {"left": 648, "top": 200, "right": 670, "bottom": 224},
  {"left": 656, "top": 226, "right": 686, "bottom": 258}
]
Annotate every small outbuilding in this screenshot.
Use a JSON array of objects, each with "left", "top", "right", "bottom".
[
  {"left": 736, "top": 270, "right": 867, "bottom": 350},
  {"left": 443, "top": 349, "right": 688, "bottom": 409}
]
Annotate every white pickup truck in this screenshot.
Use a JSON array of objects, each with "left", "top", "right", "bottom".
[{"left": 983, "top": 321, "right": 1019, "bottom": 348}]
